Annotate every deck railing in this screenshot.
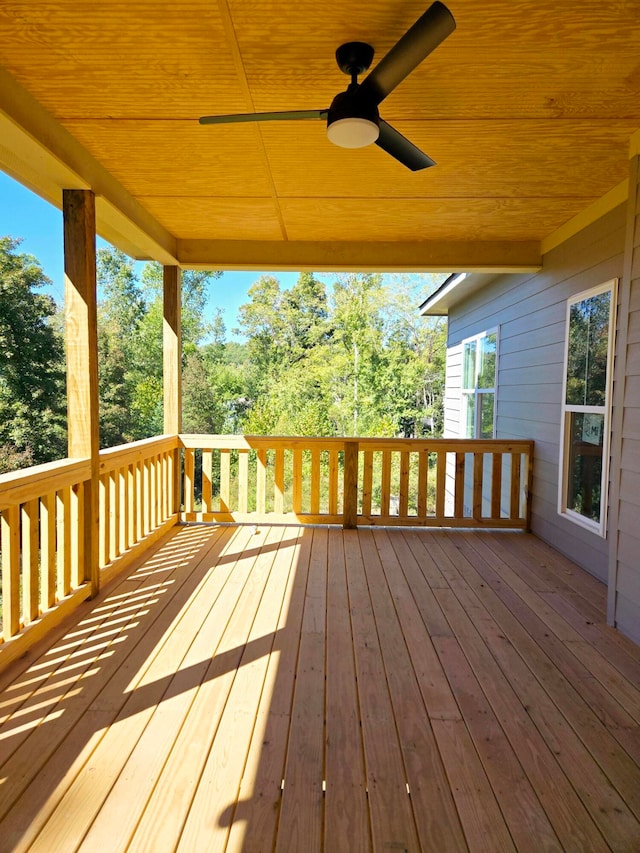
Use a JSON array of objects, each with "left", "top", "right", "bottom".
[
  {"left": 98, "top": 435, "right": 179, "bottom": 570},
  {"left": 1, "top": 433, "right": 533, "bottom": 658},
  {"left": 179, "top": 435, "right": 534, "bottom": 530},
  {"left": 0, "top": 457, "right": 91, "bottom": 645},
  {"left": 0, "top": 436, "right": 180, "bottom": 659}
]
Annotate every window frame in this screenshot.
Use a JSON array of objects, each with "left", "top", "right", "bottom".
[
  {"left": 558, "top": 278, "right": 617, "bottom": 537},
  {"left": 460, "top": 328, "right": 499, "bottom": 439}
]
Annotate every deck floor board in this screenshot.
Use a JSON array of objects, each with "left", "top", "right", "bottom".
[{"left": 0, "top": 525, "right": 639, "bottom": 852}]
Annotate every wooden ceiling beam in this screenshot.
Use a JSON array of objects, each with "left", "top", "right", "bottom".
[
  {"left": 177, "top": 238, "right": 542, "bottom": 273},
  {"left": 0, "top": 67, "right": 178, "bottom": 265}
]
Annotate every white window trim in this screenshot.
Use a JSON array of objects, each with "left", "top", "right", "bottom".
[
  {"left": 460, "top": 328, "right": 499, "bottom": 439},
  {"left": 558, "top": 278, "right": 617, "bottom": 537}
]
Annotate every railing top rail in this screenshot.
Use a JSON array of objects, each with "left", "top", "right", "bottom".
[
  {"left": 98, "top": 434, "right": 180, "bottom": 472},
  {"left": 179, "top": 434, "right": 534, "bottom": 453},
  {"left": 179, "top": 434, "right": 347, "bottom": 451},
  {"left": 340, "top": 437, "right": 534, "bottom": 451},
  {"left": 0, "top": 457, "right": 91, "bottom": 509},
  {"left": 0, "top": 436, "right": 181, "bottom": 509}
]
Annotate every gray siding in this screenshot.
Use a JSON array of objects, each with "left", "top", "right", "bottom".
[
  {"left": 443, "top": 343, "right": 462, "bottom": 438},
  {"left": 444, "top": 203, "right": 627, "bottom": 582},
  {"left": 608, "top": 153, "right": 640, "bottom": 643}
]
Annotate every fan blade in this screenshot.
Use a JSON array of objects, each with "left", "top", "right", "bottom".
[
  {"left": 359, "top": 2, "right": 455, "bottom": 106},
  {"left": 199, "top": 110, "right": 326, "bottom": 125},
  {"left": 375, "top": 120, "right": 435, "bottom": 171}
]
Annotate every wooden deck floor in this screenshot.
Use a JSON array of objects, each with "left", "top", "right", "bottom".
[{"left": 0, "top": 524, "right": 639, "bottom": 852}]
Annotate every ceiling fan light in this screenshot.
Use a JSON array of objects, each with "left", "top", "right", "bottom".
[{"left": 327, "top": 117, "right": 379, "bottom": 148}]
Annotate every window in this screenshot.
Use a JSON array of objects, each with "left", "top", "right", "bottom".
[
  {"left": 461, "top": 329, "right": 498, "bottom": 438},
  {"left": 559, "top": 280, "right": 617, "bottom": 536}
]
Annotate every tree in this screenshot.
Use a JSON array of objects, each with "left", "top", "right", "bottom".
[
  {"left": 237, "top": 273, "right": 331, "bottom": 378},
  {"left": 235, "top": 271, "right": 447, "bottom": 439},
  {"left": 96, "top": 248, "right": 145, "bottom": 445},
  {"left": 329, "top": 273, "right": 389, "bottom": 435},
  {"left": 0, "top": 237, "right": 66, "bottom": 469},
  {"left": 237, "top": 273, "right": 334, "bottom": 435},
  {"left": 95, "top": 250, "right": 222, "bottom": 444},
  {"left": 379, "top": 276, "right": 447, "bottom": 436}
]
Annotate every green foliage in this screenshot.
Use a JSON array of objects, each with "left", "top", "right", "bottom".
[
  {"left": 182, "top": 346, "right": 249, "bottom": 435},
  {"left": 0, "top": 237, "right": 67, "bottom": 469},
  {"left": 96, "top": 249, "right": 222, "bottom": 445},
  {"left": 236, "top": 271, "right": 446, "bottom": 438},
  {"left": 0, "top": 443, "right": 34, "bottom": 475}
]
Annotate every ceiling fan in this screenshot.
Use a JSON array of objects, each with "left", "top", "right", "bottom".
[{"left": 199, "top": 2, "right": 455, "bottom": 171}]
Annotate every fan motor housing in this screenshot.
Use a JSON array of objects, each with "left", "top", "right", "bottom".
[
  {"left": 335, "top": 41, "right": 375, "bottom": 76},
  {"left": 326, "top": 87, "right": 380, "bottom": 147},
  {"left": 327, "top": 88, "right": 379, "bottom": 127}
]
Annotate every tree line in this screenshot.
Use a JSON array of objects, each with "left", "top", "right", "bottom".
[{"left": 0, "top": 238, "right": 446, "bottom": 473}]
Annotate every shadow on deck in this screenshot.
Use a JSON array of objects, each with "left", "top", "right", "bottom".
[{"left": 0, "top": 524, "right": 638, "bottom": 852}]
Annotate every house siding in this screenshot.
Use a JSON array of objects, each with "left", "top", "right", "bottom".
[
  {"left": 444, "top": 204, "right": 627, "bottom": 584},
  {"left": 443, "top": 343, "right": 462, "bottom": 438},
  {"left": 608, "top": 153, "right": 640, "bottom": 643}
]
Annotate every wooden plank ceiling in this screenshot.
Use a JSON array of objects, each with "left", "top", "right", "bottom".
[{"left": 0, "top": 1, "right": 639, "bottom": 270}]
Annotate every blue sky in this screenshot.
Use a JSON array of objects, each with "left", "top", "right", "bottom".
[{"left": 0, "top": 170, "right": 299, "bottom": 334}]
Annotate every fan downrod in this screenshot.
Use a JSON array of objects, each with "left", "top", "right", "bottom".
[{"left": 335, "top": 42, "right": 374, "bottom": 76}]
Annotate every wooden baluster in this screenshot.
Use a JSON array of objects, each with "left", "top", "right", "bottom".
[
  {"left": 71, "top": 481, "right": 84, "bottom": 589},
  {"left": 118, "top": 466, "right": 127, "bottom": 553},
  {"left": 220, "top": 450, "right": 231, "bottom": 513},
  {"left": 147, "top": 457, "right": 154, "bottom": 531},
  {"left": 310, "top": 447, "right": 321, "bottom": 515},
  {"left": 56, "top": 487, "right": 72, "bottom": 596},
  {"left": 417, "top": 450, "right": 428, "bottom": 519},
  {"left": 143, "top": 459, "right": 152, "bottom": 535},
  {"left": 157, "top": 455, "right": 164, "bottom": 526},
  {"left": 150, "top": 455, "right": 158, "bottom": 531},
  {"left": 473, "top": 453, "right": 484, "bottom": 521},
  {"left": 183, "top": 449, "right": 195, "bottom": 516},
  {"left": 99, "top": 474, "right": 108, "bottom": 568},
  {"left": 1, "top": 505, "right": 21, "bottom": 639},
  {"left": 108, "top": 470, "right": 118, "bottom": 561},
  {"left": 380, "top": 450, "right": 392, "bottom": 516},
  {"left": 292, "top": 448, "right": 303, "bottom": 514},
  {"left": 238, "top": 450, "right": 249, "bottom": 513},
  {"left": 436, "top": 451, "right": 446, "bottom": 520},
  {"left": 399, "top": 451, "right": 410, "bottom": 518},
  {"left": 202, "top": 450, "right": 212, "bottom": 514},
  {"left": 127, "top": 463, "right": 135, "bottom": 547},
  {"left": 40, "top": 492, "right": 56, "bottom": 609},
  {"left": 164, "top": 450, "right": 171, "bottom": 521},
  {"left": 328, "top": 450, "right": 339, "bottom": 516},
  {"left": 343, "top": 441, "right": 359, "bottom": 529},
  {"left": 491, "top": 453, "right": 502, "bottom": 520},
  {"left": 454, "top": 452, "right": 465, "bottom": 519},
  {"left": 22, "top": 498, "right": 40, "bottom": 623},
  {"left": 510, "top": 452, "right": 522, "bottom": 520},
  {"left": 361, "top": 450, "right": 373, "bottom": 517},
  {"left": 156, "top": 453, "right": 163, "bottom": 524},
  {"left": 274, "top": 447, "right": 285, "bottom": 514},
  {"left": 135, "top": 461, "right": 143, "bottom": 542},
  {"left": 256, "top": 449, "right": 267, "bottom": 514},
  {"left": 167, "top": 449, "right": 175, "bottom": 518}
]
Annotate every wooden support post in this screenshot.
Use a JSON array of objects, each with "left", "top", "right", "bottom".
[
  {"left": 343, "top": 441, "right": 359, "bottom": 529},
  {"left": 64, "top": 189, "right": 100, "bottom": 597},
  {"left": 163, "top": 265, "right": 182, "bottom": 514}
]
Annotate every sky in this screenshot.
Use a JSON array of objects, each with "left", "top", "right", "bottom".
[{"left": 0, "top": 170, "right": 300, "bottom": 335}]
